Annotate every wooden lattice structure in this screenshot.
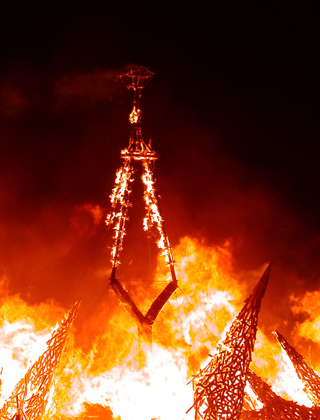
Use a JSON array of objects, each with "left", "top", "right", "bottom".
[
  {"left": 241, "top": 369, "right": 320, "bottom": 419},
  {"left": 273, "top": 330, "right": 320, "bottom": 407},
  {"left": 188, "top": 263, "right": 272, "bottom": 420},
  {"left": 105, "top": 68, "right": 177, "bottom": 340},
  {"left": 0, "top": 301, "right": 80, "bottom": 420}
]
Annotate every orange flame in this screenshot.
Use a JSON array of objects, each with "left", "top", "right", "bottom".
[{"left": 0, "top": 237, "right": 318, "bottom": 419}]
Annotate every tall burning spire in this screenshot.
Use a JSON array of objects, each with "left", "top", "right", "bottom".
[
  {"left": 188, "top": 263, "right": 272, "bottom": 420},
  {"left": 0, "top": 301, "right": 80, "bottom": 420},
  {"left": 273, "top": 330, "right": 320, "bottom": 406},
  {"left": 105, "top": 67, "right": 177, "bottom": 339}
]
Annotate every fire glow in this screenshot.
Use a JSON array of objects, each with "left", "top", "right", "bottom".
[
  {"left": 1, "top": 239, "right": 320, "bottom": 420},
  {"left": 1, "top": 67, "right": 320, "bottom": 420}
]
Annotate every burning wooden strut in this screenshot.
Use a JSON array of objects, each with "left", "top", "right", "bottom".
[
  {"left": 0, "top": 300, "right": 80, "bottom": 420},
  {"left": 188, "top": 263, "right": 272, "bottom": 420},
  {"left": 242, "top": 369, "right": 320, "bottom": 419},
  {"left": 273, "top": 330, "right": 320, "bottom": 407},
  {"left": 105, "top": 67, "right": 178, "bottom": 339}
]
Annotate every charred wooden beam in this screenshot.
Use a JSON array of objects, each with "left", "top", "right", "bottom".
[
  {"left": 110, "top": 275, "right": 177, "bottom": 342},
  {"left": 145, "top": 279, "right": 178, "bottom": 325}
]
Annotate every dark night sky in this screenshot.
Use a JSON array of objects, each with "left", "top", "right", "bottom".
[{"left": 0, "top": 2, "right": 319, "bottom": 332}]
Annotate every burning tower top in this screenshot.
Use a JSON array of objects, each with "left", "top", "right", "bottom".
[
  {"left": 117, "top": 67, "right": 157, "bottom": 159},
  {"left": 105, "top": 67, "right": 177, "bottom": 339}
]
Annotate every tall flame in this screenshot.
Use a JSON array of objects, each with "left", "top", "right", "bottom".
[{"left": 1, "top": 237, "right": 318, "bottom": 419}]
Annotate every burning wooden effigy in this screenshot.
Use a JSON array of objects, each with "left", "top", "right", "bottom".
[{"left": 105, "top": 68, "right": 178, "bottom": 342}]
